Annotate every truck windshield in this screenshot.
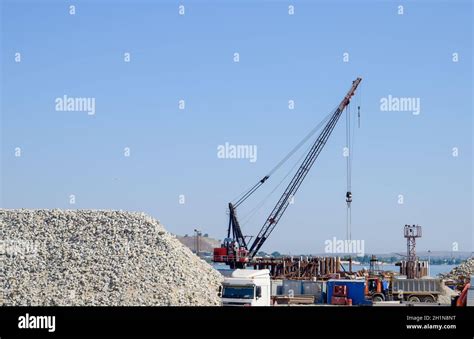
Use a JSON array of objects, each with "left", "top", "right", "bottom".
[{"left": 222, "top": 285, "right": 255, "bottom": 299}]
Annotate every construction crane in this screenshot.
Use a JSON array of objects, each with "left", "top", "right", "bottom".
[{"left": 213, "top": 77, "right": 362, "bottom": 268}]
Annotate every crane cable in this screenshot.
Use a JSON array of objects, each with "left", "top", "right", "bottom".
[
  {"left": 345, "top": 103, "right": 352, "bottom": 241},
  {"left": 345, "top": 86, "right": 361, "bottom": 241},
  {"left": 240, "top": 138, "right": 314, "bottom": 226},
  {"left": 267, "top": 107, "right": 336, "bottom": 177},
  {"left": 239, "top": 108, "right": 336, "bottom": 225},
  {"left": 230, "top": 107, "right": 336, "bottom": 207}
]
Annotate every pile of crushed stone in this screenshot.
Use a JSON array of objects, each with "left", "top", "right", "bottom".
[{"left": 1, "top": 209, "right": 223, "bottom": 306}]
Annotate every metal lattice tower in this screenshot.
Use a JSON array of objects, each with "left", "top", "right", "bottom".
[
  {"left": 404, "top": 224, "right": 422, "bottom": 278},
  {"left": 369, "top": 255, "right": 380, "bottom": 276}
]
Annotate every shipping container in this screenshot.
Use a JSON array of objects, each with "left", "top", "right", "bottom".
[
  {"left": 302, "top": 281, "right": 325, "bottom": 304},
  {"left": 271, "top": 279, "right": 283, "bottom": 296},
  {"left": 282, "top": 280, "right": 303, "bottom": 295},
  {"left": 281, "top": 280, "right": 326, "bottom": 304}
]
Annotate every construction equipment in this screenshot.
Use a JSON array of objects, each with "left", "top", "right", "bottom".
[
  {"left": 365, "top": 276, "right": 387, "bottom": 302},
  {"left": 390, "top": 277, "right": 443, "bottom": 303},
  {"left": 455, "top": 283, "right": 470, "bottom": 306},
  {"left": 455, "top": 275, "right": 473, "bottom": 306},
  {"left": 219, "top": 269, "right": 271, "bottom": 306},
  {"left": 213, "top": 78, "right": 362, "bottom": 268},
  {"left": 404, "top": 224, "right": 422, "bottom": 279}
]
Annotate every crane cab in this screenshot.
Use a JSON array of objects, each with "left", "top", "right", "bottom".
[{"left": 213, "top": 239, "right": 249, "bottom": 268}]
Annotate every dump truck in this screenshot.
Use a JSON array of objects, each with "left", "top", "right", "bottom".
[
  {"left": 390, "top": 277, "right": 444, "bottom": 303},
  {"left": 365, "top": 276, "right": 389, "bottom": 302}
]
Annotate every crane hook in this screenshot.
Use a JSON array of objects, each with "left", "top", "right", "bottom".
[
  {"left": 357, "top": 106, "right": 361, "bottom": 128},
  {"left": 346, "top": 191, "right": 352, "bottom": 204}
]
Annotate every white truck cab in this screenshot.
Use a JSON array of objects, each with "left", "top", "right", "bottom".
[{"left": 220, "top": 269, "right": 271, "bottom": 306}]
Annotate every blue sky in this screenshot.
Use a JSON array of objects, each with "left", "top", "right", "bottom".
[{"left": 1, "top": 0, "right": 472, "bottom": 254}]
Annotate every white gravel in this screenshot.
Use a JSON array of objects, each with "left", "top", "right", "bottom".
[
  {"left": 439, "top": 257, "right": 474, "bottom": 281},
  {"left": 437, "top": 284, "right": 457, "bottom": 304},
  {"left": 0, "top": 209, "right": 223, "bottom": 306}
]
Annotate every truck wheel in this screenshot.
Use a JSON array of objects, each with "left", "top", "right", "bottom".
[
  {"left": 407, "top": 295, "right": 421, "bottom": 303},
  {"left": 372, "top": 295, "right": 385, "bottom": 302},
  {"left": 422, "top": 295, "right": 435, "bottom": 303}
]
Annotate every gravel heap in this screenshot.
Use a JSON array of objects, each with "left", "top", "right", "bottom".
[
  {"left": 0, "top": 209, "right": 223, "bottom": 306},
  {"left": 437, "top": 284, "right": 457, "bottom": 305},
  {"left": 439, "top": 257, "right": 474, "bottom": 281}
]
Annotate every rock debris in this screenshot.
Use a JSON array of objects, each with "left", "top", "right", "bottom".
[{"left": 1, "top": 209, "right": 223, "bottom": 306}]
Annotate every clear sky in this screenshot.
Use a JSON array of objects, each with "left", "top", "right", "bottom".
[{"left": 1, "top": 0, "right": 472, "bottom": 254}]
